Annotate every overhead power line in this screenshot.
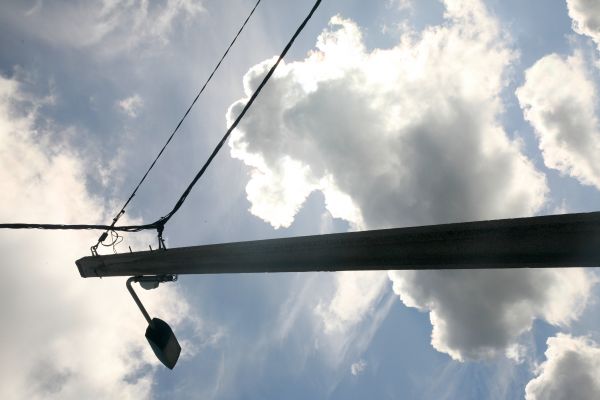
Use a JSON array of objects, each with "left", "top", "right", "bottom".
[
  {"left": 0, "top": 223, "right": 148, "bottom": 232},
  {"left": 91, "top": 0, "right": 263, "bottom": 249},
  {"left": 0, "top": 0, "right": 323, "bottom": 241},
  {"left": 152, "top": 0, "right": 323, "bottom": 228}
]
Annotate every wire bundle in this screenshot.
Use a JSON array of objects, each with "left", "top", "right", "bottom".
[{"left": 0, "top": 0, "right": 323, "bottom": 252}]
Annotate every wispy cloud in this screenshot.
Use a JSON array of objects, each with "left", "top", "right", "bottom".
[
  {"left": 350, "top": 359, "right": 367, "bottom": 375},
  {"left": 2, "top": 0, "right": 204, "bottom": 56},
  {"left": 117, "top": 94, "right": 144, "bottom": 118}
]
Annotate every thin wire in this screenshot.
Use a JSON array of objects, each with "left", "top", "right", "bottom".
[
  {"left": 154, "top": 0, "right": 323, "bottom": 227},
  {"left": 0, "top": 0, "right": 322, "bottom": 236},
  {"left": 0, "top": 223, "right": 151, "bottom": 232},
  {"left": 93, "top": 0, "right": 263, "bottom": 244},
  {"left": 101, "top": 230, "right": 122, "bottom": 246},
  {"left": 101, "top": 230, "right": 124, "bottom": 254}
]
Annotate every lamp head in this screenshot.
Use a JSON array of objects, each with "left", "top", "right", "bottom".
[{"left": 145, "top": 317, "right": 181, "bottom": 370}]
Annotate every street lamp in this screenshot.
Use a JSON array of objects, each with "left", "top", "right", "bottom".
[{"left": 126, "top": 275, "right": 181, "bottom": 369}]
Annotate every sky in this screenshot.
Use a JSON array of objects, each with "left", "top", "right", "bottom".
[{"left": 1, "top": 0, "right": 600, "bottom": 398}]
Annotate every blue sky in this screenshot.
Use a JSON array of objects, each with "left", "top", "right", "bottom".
[{"left": 1, "top": 0, "right": 600, "bottom": 398}]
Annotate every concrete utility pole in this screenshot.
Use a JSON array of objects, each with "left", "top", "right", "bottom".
[{"left": 76, "top": 212, "right": 600, "bottom": 278}]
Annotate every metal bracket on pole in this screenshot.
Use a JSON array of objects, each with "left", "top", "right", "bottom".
[
  {"left": 91, "top": 231, "right": 109, "bottom": 256},
  {"left": 126, "top": 275, "right": 177, "bottom": 322},
  {"left": 157, "top": 225, "right": 167, "bottom": 250}
]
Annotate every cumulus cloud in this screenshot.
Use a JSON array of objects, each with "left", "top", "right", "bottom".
[
  {"left": 567, "top": 0, "right": 600, "bottom": 50},
  {"left": 388, "top": 269, "right": 595, "bottom": 361},
  {"left": 516, "top": 53, "right": 600, "bottom": 189},
  {"left": 525, "top": 334, "right": 600, "bottom": 399},
  {"left": 118, "top": 94, "right": 144, "bottom": 117},
  {"left": 1, "top": 0, "right": 204, "bottom": 54},
  {"left": 228, "top": 6, "right": 546, "bottom": 232},
  {"left": 0, "top": 74, "right": 199, "bottom": 398},
  {"left": 224, "top": 0, "right": 595, "bottom": 362}
]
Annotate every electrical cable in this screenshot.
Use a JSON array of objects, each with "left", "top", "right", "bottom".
[
  {"left": 0, "top": 223, "right": 151, "bottom": 232},
  {"left": 153, "top": 0, "right": 322, "bottom": 227},
  {"left": 91, "top": 0, "right": 263, "bottom": 249},
  {"left": 0, "top": 0, "right": 323, "bottom": 244}
]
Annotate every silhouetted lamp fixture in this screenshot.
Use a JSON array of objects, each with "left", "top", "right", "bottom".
[{"left": 126, "top": 275, "right": 181, "bottom": 369}]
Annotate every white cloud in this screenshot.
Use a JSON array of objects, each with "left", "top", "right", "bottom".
[
  {"left": 315, "top": 271, "right": 389, "bottom": 334},
  {"left": 567, "top": 0, "right": 600, "bottom": 50},
  {"left": 388, "top": 269, "right": 595, "bottom": 361},
  {"left": 2, "top": 0, "right": 204, "bottom": 55},
  {"left": 228, "top": 9, "right": 546, "bottom": 232},
  {"left": 224, "top": 0, "right": 595, "bottom": 362},
  {"left": 351, "top": 359, "right": 367, "bottom": 376},
  {"left": 316, "top": 284, "right": 397, "bottom": 381},
  {"left": 387, "top": 0, "right": 412, "bottom": 11},
  {"left": 118, "top": 94, "right": 144, "bottom": 118},
  {"left": 0, "top": 74, "right": 198, "bottom": 398},
  {"left": 525, "top": 334, "right": 600, "bottom": 399},
  {"left": 516, "top": 52, "right": 600, "bottom": 189}
]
